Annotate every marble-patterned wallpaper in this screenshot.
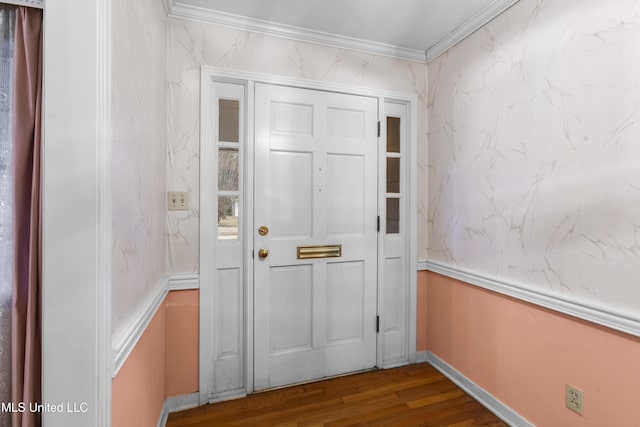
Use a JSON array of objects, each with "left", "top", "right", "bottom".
[
  {"left": 111, "top": 0, "right": 167, "bottom": 336},
  {"left": 166, "top": 18, "right": 428, "bottom": 274},
  {"left": 428, "top": 0, "right": 640, "bottom": 315}
]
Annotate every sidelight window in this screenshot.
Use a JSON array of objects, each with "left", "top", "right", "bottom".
[
  {"left": 386, "top": 116, "right": 401, "bottom": 234},
  {"left": 217, "top": 98, "right": 242, "bottom": 240}
]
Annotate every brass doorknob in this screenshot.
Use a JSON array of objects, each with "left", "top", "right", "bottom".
[{"left": 258, "top": 248, "right": 269, "bottom": 258}]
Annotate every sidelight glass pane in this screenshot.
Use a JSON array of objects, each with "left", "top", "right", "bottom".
[
  {"left": 386, "top": 198, "right": 400, "bottom": 234},
  {"left": 218, "top": 148, "right": 239, "bottom": 191},
  {"left": 386, "top": 158, "right": 400, "bottom": 193},
  {"left": 218, "top": 196, "right": 239, "bottom": 240},
  {"left": 386, "top": 117, "right": 400, "bottom": 153},
  {"left": 218, "top": 99, "right": 240, "bottom": 143}
]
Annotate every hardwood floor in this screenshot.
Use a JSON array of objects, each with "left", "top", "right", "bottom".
[{"left": 166, "top": 363, "right": 508, "bottom": 426}]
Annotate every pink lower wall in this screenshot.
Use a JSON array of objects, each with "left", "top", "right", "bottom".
[
  {"left": 424, "top": 271, "right": 640, "bottom": 426},
  {"left": 165, "top": 290, "right": 199, "bottom": 396},
  {"left": 112, "top": 289, "right": 199, "bottom": 426},
  {"left": 112, "top": 300, "right": 166, "bottom": 427},
  {"left": 417, "top": 272, "right": 428, "bottom": 352},
  {"left": 113, "top": 271, "right": 640, "bottom": 426}
]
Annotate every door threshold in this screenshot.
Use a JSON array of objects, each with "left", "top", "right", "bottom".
[{"left": 252, "top": 366, "right": 379, "bottom": 394}]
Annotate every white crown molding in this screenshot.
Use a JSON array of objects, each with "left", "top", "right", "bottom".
[
  {"left": 112, "top": 277, "right": 169, "bottom": 376},
  {"left": 167, "top": 1, "right": 426, "bottom": 63},
  {"left": 162, "top": 0, "right": 174, "bottom": 15},
  {"left": 2, "top": 0, "right": 43, "bottom": 8},
  {"left": 417, "top": 259, "right": 428, "bottom": 271},
  {"left": 425, "top": 259, "right": 640, "bottom": 338},
  {"left": 426, "top": 0, "right": 521, "bottom": 62},
  {"left": 426, "top": 352, "right": 534, "bottom": 427}
]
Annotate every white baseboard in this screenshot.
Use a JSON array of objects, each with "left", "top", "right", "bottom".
[
  {"left": 426, "top": 352, "right": 533, "bottom": 427},
  {"left": 157, "top": 392, "right": 200, "bottom": 427},
  {"left": 414, "top": 350, "right": 428, "bottom": 363}
]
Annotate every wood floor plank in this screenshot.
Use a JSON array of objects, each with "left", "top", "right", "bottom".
[{"left": 166, "top": 363, "right": 508, "bottom": 427}]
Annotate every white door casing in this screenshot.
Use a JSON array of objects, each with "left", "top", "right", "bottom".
[
  {"left": 253, "top": 83, "right": 378, "bottom": 390},
  {"left": 199, "top": 67, "right": 417, "bottom": 401}
]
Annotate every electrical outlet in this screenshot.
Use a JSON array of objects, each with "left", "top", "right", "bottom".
[
  {"left": 565, "top": 384, "right": 584, "bottom": 415},
  {"left": 168, "top": 191, "right": 189, "bottom": 211}
]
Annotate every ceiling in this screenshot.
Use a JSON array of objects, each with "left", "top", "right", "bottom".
[{"left": 167, "top": 0, "right": 519, "bottom": 62}]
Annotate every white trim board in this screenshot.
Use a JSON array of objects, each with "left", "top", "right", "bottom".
[
  {"left": 2, "top": 0, "right": 43, "bottom": 8},
  {"left": 157, "top": 393, "right": 200, "bottom": 427},
  {"left": 165, "top": 0, "right": 521, "bottom": 64},
  {"left": 112, "top": 278, "right": 169, "bottom": 376},
  {"left": 426, "top": 352, "right": 533, "bottom": 427},
  {"left": 167, "top": 2, "right": 425, "bottom": 63},
  {"left": 96, "top": 0, "right": 113, "bottom": 424},
  {"left": 425, "top": 259, "right": 640, "bottom": 338},
  {"left": 168, "top": 274, "right": 200, "bottom": 291},
  {"left": 42, "top": 0, "right": 112, "bottom": 424},
  {"left": 425, "top": 0, "right": 521, "bottom": 62},
  {"left": 112, "top": 274, "right": 199, "bottom": 376},
  {"left": 201, "top": 66, "right": 420, "bottom": 104}
]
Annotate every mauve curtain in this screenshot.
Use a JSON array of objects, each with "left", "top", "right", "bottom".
[
  {"left": 12, "top": 6, "right": 42, "bottom": 427},
  {"left": 0, "top": 4, "right": 16, "bottom": 427}
]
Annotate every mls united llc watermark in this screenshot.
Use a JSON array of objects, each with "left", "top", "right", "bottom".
[{"left": 1, "top": 401, "right": 88, "bottom": 413}]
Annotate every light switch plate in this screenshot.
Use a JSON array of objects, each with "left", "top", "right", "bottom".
[{"left": 168, "top": 191, "right": 189, "bottom": 211}]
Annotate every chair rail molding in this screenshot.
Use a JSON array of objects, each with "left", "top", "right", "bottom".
[
  {"left": 112, "top": 278, "right": 169, "bottom": 376},
  {"left": 425, "top": 259, "right": 640, "bottom": 338}
]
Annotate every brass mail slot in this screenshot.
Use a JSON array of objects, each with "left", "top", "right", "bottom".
[{"left": 297, "top": 244, "right": 342, "bottom": 260}]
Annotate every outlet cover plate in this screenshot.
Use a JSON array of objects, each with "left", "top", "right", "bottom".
[{"left": 565, "top": 384, "right": 584, "bottom": 415}]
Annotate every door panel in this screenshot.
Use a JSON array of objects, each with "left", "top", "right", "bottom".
[
  {"left": 269, "top": 151, "right": 313, "bottom": 237},
  {"left": 254, "top": 83, "right": 378, "bottom": 390},
  {"left": 327, "top": 154, "right": 365, "bottom": 235},
  {"left": 326, "top": 261, "right": 365, "bottom": 345},
  {"left": 269, "top": 265, "right": 313, "bottom": 354}
]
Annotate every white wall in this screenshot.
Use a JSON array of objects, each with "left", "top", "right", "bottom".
[
  {"left": 428, "top": 0, "right": 640, "bottom": 318},
  {"left": 166, "top": 17, "right": 429, "bottom": 274},
  {"left": 110, "top": 0, "right": 167, "bottom": 340}
]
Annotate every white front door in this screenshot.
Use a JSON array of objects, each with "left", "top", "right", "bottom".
[{"left": 253, "top": 83, "right": 378, "bottom": 390}]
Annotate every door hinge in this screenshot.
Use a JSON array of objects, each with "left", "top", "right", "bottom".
[
  {"left": 376, "top": 315, "right": 380, "bottom": 333},
  {"left": 377, "top": 121, "right": 381, "bottom": 137},
  {"left": 377, "top": 215, "right": 380, "bottom": 232}
]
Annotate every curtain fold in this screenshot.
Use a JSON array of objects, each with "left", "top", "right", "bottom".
[
  {"left": 0, "top": 4, "right": 16, "bottom": 427},
  {"left": 11, "top": 6, "right": 42, "bottom": 427}
]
